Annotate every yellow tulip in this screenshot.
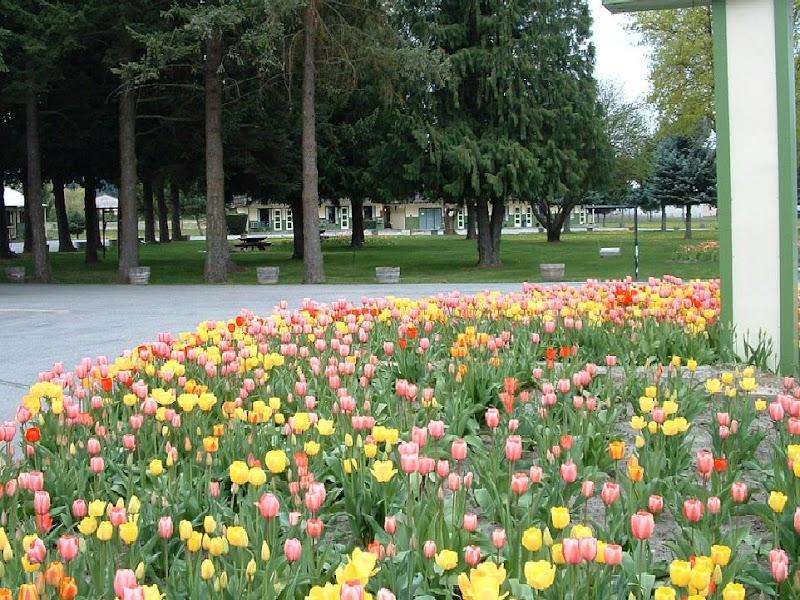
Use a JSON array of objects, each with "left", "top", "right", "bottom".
[
  {"left": 722, "top": 582, "right": 745, "bottom": 600},
  {"left": 96, "top": 521, "right": 113, "bottom": 542},
  {"left": 435, "top": 549, "right": 459, "bottom": 570},
  {"left": 119, "top": 522, "right": 139, "bottom": 544},
  {"left": 550, "top": 506, "right": 570, "bottom": 529},
  {"left": 248, "top": 467, "right": 267, "bottom": 486},
  {"left": 265, "top": 450, "right": 289, "bottom": 474},
  {"left": 769, "top": 491, "right": 788, "bottom": 513},
  {"left": 654, "top": 588, "right": 676, "bottom": 600},
  {"left": 669, "top": 560, "right": 691, "bottom": 587},
  {"left": 522, "top": 527, "right": 542, "bottom": 551},
  {"left": 229, "top": 461, "right": 250, "bottom": 485},
  {"left": 370, "top": 460, "right": 398, "bottom": 483},
  {"left": 226, "top": 526, "right": 249, "bottom": 548},
  {"left": 524, "top": 560, "right": 556, "bottom": 590},
  {"left": 710, "top": 544, "right": 731, "bottom": 566},
  {"left": 316, "top": 419, "right": 335, "bottom": 436},
  {"left": 201, "top": 559, "right": 215, "bottom": 580}
]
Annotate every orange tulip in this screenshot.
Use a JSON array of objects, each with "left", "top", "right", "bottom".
[
  {"left": 0, "top": 588, "right": 11, "bottom": 600},
  {"left": 44, "top": 561, "right": 65, "bottom": 586},
  {"left": 17, "top": 583, "right": 39, "bottom": 600},
  {"left": 59, "top": 577, "right": 78, "bottom": 600}
]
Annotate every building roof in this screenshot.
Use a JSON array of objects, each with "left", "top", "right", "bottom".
[
  {"left": 95, "top": 195, "right": 118, "bottom": 209},
  {"left": 2, "top": 187, "right": 24, "bottom": 208}
]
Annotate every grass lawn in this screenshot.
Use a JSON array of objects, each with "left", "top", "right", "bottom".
[{"left": 1, "top": 229, "right": 718, "bottom": 284}]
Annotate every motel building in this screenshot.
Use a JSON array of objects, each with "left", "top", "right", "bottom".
[{"left": 233, "top": 196, "right": 597, "bottom": 235}]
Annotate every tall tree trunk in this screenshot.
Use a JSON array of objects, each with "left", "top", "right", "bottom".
[
  {"left": 52, "top": 174, "right": 75, "bottom": 252},
  {"left": 562, "top": 207, "right": 571, "bottom": 233},
  {"left": 170, "top": 182, "right": 182, "bottom": 241},
  {"left": 489, "top": 200, "right": 504, "bottom": 260},
  {"left": 204, "top": 29, "right": 229, "bottom": 283},
  {"left": 350, "top": 197, "right": 365, "bottom": 248},
  {"left": 660, "top": 203, "right": 667, "bottom": 232},
  {"left": 291, "top": 195, "right": 304, "bottom": 259},
  {"left": 301, "top": 0, "right": 324, "bottom": 283},
  {"left": 684, "top": 203, "right": 692, "bottom": 240},
  {"left": 466, "top": 199, "right": 477, "bottom": 240},
  {"left": 156, "top": 178, "right": 170, "bottom": 243},
  {"left": 25, "top": 66, "right": 50, "bottom": 281},
  {"left": 546, "top": 207, "right": 569, "bottom": 242},
  {"left": 84, "top": 174, "right": 99, "bottom": 263},
  {"left": 117, "top": 44, "right": 139, "bottom": 283},
  {"left": 22, "top": 178, "right": 32, "bottom": 252},
  {"left": 476, "top": 197, "right": 502, "bottom": 266},
  {"left": 0, "top": 175, "right": 13, "bottom": 257},
  {"left": 143, "top": 179, "right": 156, "bottom": 243}
]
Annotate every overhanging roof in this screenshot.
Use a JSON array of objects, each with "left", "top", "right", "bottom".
[{"left": 603, "top": 0, "right": 710, "bottom": 13}]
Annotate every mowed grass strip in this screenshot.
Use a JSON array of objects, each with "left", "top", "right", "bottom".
[{"left": 1, "top": 230, "right": 718, "bottom": 284}]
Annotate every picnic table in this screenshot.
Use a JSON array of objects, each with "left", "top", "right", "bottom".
[{"left": 234, "top": 234, "right": 272, "bottom": 252}]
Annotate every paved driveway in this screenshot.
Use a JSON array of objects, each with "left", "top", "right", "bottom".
[{"left": 0, "top": 283, "right": 523, "bottom": 422}]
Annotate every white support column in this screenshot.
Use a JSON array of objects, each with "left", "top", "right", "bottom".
[{"left": 714, "top": 0, "right": 797, "bottom": 370}]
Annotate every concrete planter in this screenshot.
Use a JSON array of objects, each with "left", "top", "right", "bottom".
[
  {"left": 256, "top": 266, "right": 280, "bottom": 284},
  {"left": 539, "top": 263, "right": 565, "bottom": 281},
  {"left": 375, "top": 266, "right": 400, "bottom": 283},
  {"left": 129, "top": 267, "right": 151, "bottom": 285},
  {"left": 5, "top": 266, "right": 25, "bottom": 283}
]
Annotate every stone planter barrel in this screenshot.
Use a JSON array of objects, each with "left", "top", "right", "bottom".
[
  {"left": 539, "top": 263, "right": 565, "bottom": 281},
  {"left": 129, "top": 266, "right": 151, "bottom": 285},
  {"left": 256, "top": 266, "right": 280, "bottom": 284},
  {"left": 375, "top": 266, "right": 400, "bottom": 283},
  {"left": 5, "top": 266, "right": 25, "bottom": 283}
]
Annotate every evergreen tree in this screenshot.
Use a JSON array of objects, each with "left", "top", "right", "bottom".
[{"left": 643, "top": 134, "right": 716, "bottom": 240}]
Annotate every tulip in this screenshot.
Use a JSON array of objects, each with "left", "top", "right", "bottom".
[
  {"left": 451, "top": 439, "right": 468, "bottom": 461},
  {"left": 114, "top": 569, "right": 137, "bottom": 598},
  {"left": 464, "top": 544, "right": 481, "bottom": 567},
  {"left": 579, "top": 537, "right": 597, "bottom": 561},
  {"left": 560, "top": 460, "right": 577, "bottom": 483},
  {"left": 384, "top": 516, "right": 397, "bottom": 535},
  {"left": 683, "top": 498, "right": 704, "bottom": 522},
  {"left": 158, "top": 516, "right": 173, "bottom": 539},
  {"left": 33, "top": 490, "right": 50, "bottom": 515},
  {"left": 601, "top": 482, "right": 620, "bottom": 505},
  {"left": 707, "top": 496, "right": 721, "bottom": 514},
  {"left": 256, "top": 493, "right": 280, "bottom": 519},
  {"left": 463, "top": 513, "right": 478, "bottom": 532},
  {"left": 57, "top": 535, "right": 80, "bottom": 562},
  {"left": 491, "top": 528, "right": 506, "bottom": 549},
  {"left": 423, "top": 540, "right": 437, "bottom": 558},
  {"left": 562, "top": 538, "right": 582, "bottom": 564},
  {"left": 604, "top": 544, "right": 623, "bottom": 566},
  {"left": 648, "top": 495, "right": 664, "bottom": 514},
  {"left": 630, "top": 511, "right": 655, "bottom": 540},
  {"left": 283, "top": 538, "right": 302, "bottom": 562},
  {"left": 731, "top": 481, "right": 748, "bottom": 503}
]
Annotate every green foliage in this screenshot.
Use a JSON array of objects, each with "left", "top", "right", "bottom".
[
  {"left": 67, "top": 210, "right": 85, "bottom": 236},
  {"left": 225, "top": 213, "right": 248, "bottom": 235},
  {"left": 643, "top": 135, "right": 716, "bottom": 209}
]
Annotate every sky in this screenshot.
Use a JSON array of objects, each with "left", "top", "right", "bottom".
[{"left": 589, "top": 0, "right": 651, "bottom": 102}]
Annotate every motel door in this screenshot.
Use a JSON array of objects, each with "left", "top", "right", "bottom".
[{"left": 419, "top": 208, "right": 442, "bottom": 230}]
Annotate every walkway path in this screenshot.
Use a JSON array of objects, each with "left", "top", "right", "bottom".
[{"left": 0, "top": 283, "right": 523, "bottom": 422}]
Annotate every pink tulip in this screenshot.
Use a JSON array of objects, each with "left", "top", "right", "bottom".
[
  {"left": 384, "top": 516, "right": 397, "bottom": 535},
  {"left": 375, "top": 589, "right": 396, "bottom": 600},
  {"left": 648, "top": 495, "right": 664, "bottom": 514},
  {"left": 485, "top": 408, "right": 500, "bottom": 429},
  {"left": 33, "top": 490, "right": 50, "bottom": 515},
  {"left": 256, "top": 493, "right": 280, "bottom": 519},
  {"left": 731, "top": 482, "right": 748, "bottom": 503},
  {"left": 423, "top": 540, "right": 437, "bottom": 558},
  {"left": 562, "top": 538, "right": 582, "bottom": 565},
  {"left": 630, "top": 511, "right": 655, "bottom": 540},
  {"left": 114, "top": 569, "right": 137, "bottom": 598},
  {"left": 72, "top": 499, "right": 87, "bottom": 518},
  {"left": 451, "top": 439, "right": 468, "bottom": 461},
  {"left": 601, "top": 482, "right": 620, "bottom": 505},
  {"left": 560, "top": 460, "right": 577, "bottom": 483},
  {"left": 505, "top": 436, "right": 522, "bottom": 461},
  {"left": 604, "top": 544, "right": 623, "bottom": 566},
  {"left": 57, "top": 535, "right": 79, "bottom": 562},
  {"left": 284, "top": 538, "right": 302, "bottom": 562},
  {"left": 683, "top": 498, "right": 704, "bottom": 522},
  {"left": 581, "top": 480, "right": 595, "bottom": 498},
  {"left": 707, "top": 496, "right": 721, "bottom": 514},
  {"left": 427, "top": 420, "right": 445, "bottom": 439},
  {"left": 158, "top": 516, "right": 174, "bottom": 539},
  {"left": 579, "top": 537, "right": 597, "bottom": 561},
  {"left": 465, "top": 544, "right": 482, "bottom": 567},
  {"left": 511, "top": 473, "right": 529, "bottom": 495},
  {"left": 491, "top": 528, "right": 506, "bottom": 549}
]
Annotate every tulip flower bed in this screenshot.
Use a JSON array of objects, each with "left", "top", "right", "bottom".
[{"left": 3, "top": 277, "right": 796, "bottom": 599}]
